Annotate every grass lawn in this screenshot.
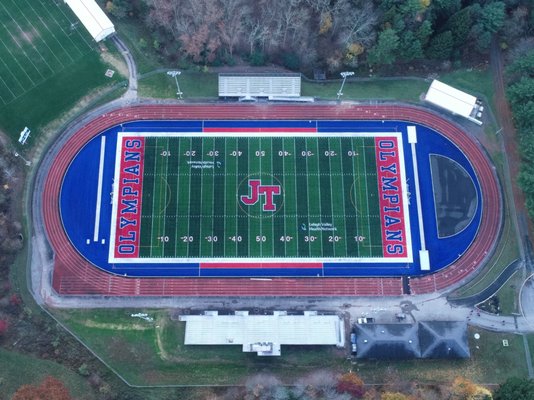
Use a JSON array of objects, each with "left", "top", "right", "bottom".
[
  {"left": 0, "top": 347, "right": 95, "bottom": 399},
  {"left": 52, "top": 308, "right": 346, "bottom": 386},
  {"left": 139, "top": 72, "right": 218, "bottom": 99},
  {"left": 439, "top": 68, "right": 496, "bottom": 114},
  {"left": 302, "top": 78, "right": 428, "bottom": 101}
]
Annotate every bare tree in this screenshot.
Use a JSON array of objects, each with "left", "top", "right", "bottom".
[{"left": 219, "top": 0, "right": 251, "bottom": 57}]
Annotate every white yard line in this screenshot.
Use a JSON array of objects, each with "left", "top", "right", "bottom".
[
  {"left": 0, "top": 36, "right": 38, "bottom": 85},
  {"left": 93, "top": 136, "right": 106, "bottom": 242},
  {"left": 18, "top": 0, "right": 77, "bottom": 62},
  {"left": 43, "top": 0, "right": 93, "bottom": 50},
  {"left": 7, "top": 0, "right": 68, "bottom": 66}
]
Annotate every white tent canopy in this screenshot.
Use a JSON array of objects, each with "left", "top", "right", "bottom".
[
  {"left": 64, "top": 0, "right": 115, "bottom": 42},
  {"left": 425, "top": 80, "right": 481, "bottom": 124}
]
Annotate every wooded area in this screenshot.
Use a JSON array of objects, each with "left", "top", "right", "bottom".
[{"left": 106, "top": 0, "right": 532, "bottom": 74}]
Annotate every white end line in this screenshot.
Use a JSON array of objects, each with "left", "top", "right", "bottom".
[{"left": 93, "top": 136, "right": 106, "bottom": 242}]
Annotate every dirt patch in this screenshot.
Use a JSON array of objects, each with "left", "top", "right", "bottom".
[
  {"left": 18, "top": 27, "right": 40, "bottom": 45},
  {"left": 100, "top": 51, "right": 129, "bottom": 79},
  {"left": 82, "top": 320, "right": 152, "bottom": 330}
]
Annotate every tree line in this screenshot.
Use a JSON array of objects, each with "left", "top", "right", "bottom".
[{"left": 106, "top": 0, "right": 532, "bottom": 73}]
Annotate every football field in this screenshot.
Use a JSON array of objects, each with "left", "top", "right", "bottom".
[{"left": 109, "top": 131, "right": 411, "bottom": 265}]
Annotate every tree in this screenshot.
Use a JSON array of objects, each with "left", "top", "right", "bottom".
[
  {"left": 449, "top": 376, "right": 492, "bottom": 400},
  {"left": 336, "top": 372, "right": 365, "bottom": 398},
  {"left": 445, "top": 7, "right": 473, "bottom": 48},
  {"left": 427, "top": 30, "right": 453, "bottom": 60},
  {"left": 381, "top": 392, "right": 413, "bottom": 400},
  {"left": 493, "top": 377, "right": 534, "bottom": 400},
  {"left": 367, "top": 28, "right": 399, "bottom": 66},
  {"left": 12, "top": 376, "right": 73, "bottom": 400},
  {"left": 0, "top": 319, "right": 7, "bottom": 336}
]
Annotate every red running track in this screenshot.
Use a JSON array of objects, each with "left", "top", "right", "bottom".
[{"left": 41, "top": 104, "right": 501, "bottom": 296}]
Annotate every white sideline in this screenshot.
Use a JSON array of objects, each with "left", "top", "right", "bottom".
[
  {"left": 93, "top": 136, "right": 106, "bottom": 242},
  {"left": 407, "top": 126, "right": 430, "bottom": 271}
]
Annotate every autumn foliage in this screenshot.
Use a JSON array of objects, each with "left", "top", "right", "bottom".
[
  {"left": 12, "top": 376, "right": 73, "bottom": 400},
  {"left": 337, "top": 372, "right": 366, "bottom": 398}
]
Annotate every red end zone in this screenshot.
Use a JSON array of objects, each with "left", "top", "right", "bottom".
[
  {"left": 112, "top": 137, "right": 145, "bottom": 259},
  {"left": 375, "top": 137, "right": 408, "bottom": 258}
]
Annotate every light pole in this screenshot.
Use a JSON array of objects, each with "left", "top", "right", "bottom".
[
  {"left": 337, "top": 71, "right": 354, "bottom": 100},
  {"left": 167, "top": 70, "right": 183, "bottom": 99},
  {"left": 14, "top": 151, "right": 31, "bottom": 166}
]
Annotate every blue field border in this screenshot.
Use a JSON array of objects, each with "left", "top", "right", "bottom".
[{"left": 59, "top": 119, "right": 482, "bottom": 278}]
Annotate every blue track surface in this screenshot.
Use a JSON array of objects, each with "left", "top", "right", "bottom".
[{"left": 60, "top": 119, "right": 482, "bottom": 277}]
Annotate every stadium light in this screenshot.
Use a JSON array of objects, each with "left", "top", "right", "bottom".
[
  {"left": 13, "top": 151, "right": 31, "bottom": 166},
  {"left": 167, "top": 70, "right": 183, "bottom": 99},
  {"left": 337, "top": 71, "right": 354, "bottom": 100}
]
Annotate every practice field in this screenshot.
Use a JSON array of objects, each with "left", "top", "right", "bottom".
[
  {"left": 0, "top": 0, "right": 94, "bottom": 105},
  {"left": 57, "top": 114, "right": 487, "bottom": 279}
]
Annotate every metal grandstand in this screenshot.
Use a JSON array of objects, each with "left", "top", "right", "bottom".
[
  {"left": 218, "top": 73, "right": 310, "bottom": 101},
  {"left": 64, "top": 0, "right": 115, "bottom": 42}
]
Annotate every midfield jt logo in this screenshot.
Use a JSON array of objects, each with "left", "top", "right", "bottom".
[{"left": 240, "top": 179, "right": 281, "bottom": 211}]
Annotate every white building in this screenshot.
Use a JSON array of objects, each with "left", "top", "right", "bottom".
[
  {"left": 424, "top": 80, "right": 483, "bottom": 125},
  {"left": 64, "top": 0, "right": 115, "bottom": 42},
  {"left": 180, "top": 310, "right": 345, "bottom": 356}
]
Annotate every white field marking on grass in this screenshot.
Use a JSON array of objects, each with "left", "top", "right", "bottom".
[
  {"left": 362, "top": 138, "right": 373, "bottom": 254},
  {"left": 305, "top": 138, "right": 312, "bottom": 258},
  {"left": 0, "top": 77, "right": 14, "bottom": 104},
  {"left": 0, "top": 2, "right": 54, "bottom": 75},
  {"left": 173, "top": 137, "right": 181, "bottom": 257},
  {"left": 328, "top": 137, "right": 337, "bottom": 257},
  {"left": 29, "top": 0, "right": 87, "bottom": 57},
  {"left": 234, "top": 137, "right": 239, "bottom": 256},
  {"left": 0, "top": 13, "right": 50, "bottom": 80},
  {"left": 314, "top": 137, "right": 325, "bottom": 256},
  {"left": 198, "top": 138, "right": 206, "bottom": 260},
  {"left": 338, "top": 138, "right": 354, "bottom": 255},
  {"left": 185, "top": 138, "right": 193, "bottom": 262},
  {"left": 161, "top": 137, "right": 170, "bottom": 256},
  {"left": 350, "top": 138, "right": 361, "bottom": 254},
  {"left": 222, "top": 138, "right": 227, "bottom": 257},
  {"left": 0, "top": 36, "right": 38, "bottom": 86},
  {"left": 149, "top": 138, "right": 159, "bottom": 257},
  {"left": 7, "top": 0, "right": 68, "bottom": 67},
  {"left": 20, "top": 0, "right": 81, "bottom": 59},
  {"left": 247, "top": 138, "right": 251, "bottom": 258},
  {"left": 93, "top": 135, "right": 106, "bottom": 242},
  {"left": 43, "top": 0, "right": 94, "bottom": 50},
  {"left": 0, "top": 56, "right": 26, "bottom": 94},
  {"left": 293, "top": 138, "right": 299, "bottom": 254},
  {"left": 281, "top": 138, "right": 287, "bottom": 257}
]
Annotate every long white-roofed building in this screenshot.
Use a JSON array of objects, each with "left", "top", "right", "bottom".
[
  {"left": 64, "top": 0, "right": 115, "bottom": 42},
  {"left": 424, "top": 79, "right": 483, "bottom": 125},
  {"left": 180, "top": 311, "right": 345, "bottom": 356}
]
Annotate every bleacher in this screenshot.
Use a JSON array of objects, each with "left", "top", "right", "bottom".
[{"left": 218, "top": 73, "right": 302, "bottom": 100}]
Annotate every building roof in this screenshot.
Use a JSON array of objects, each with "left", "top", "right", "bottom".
[
  {"left": 64, "top": 0, "right": 115, "bottom": 42},
  {"left": 356, "top": 323, "right": 420, "bottom": 359},
  {"left": 218, "top": 74, "right": 301, "bottom": 98},
  {"left": 179, "top": 311, "right": 344, "bottom": 356},
  {"left": 425, "top": 80, "right": 477, "bottom": 119},
  {"left": 356, "top": 321, "right": 469, "bottom": 360},
  {"left": 418, "top": 321, "right": 470, "bottom": 359}
]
